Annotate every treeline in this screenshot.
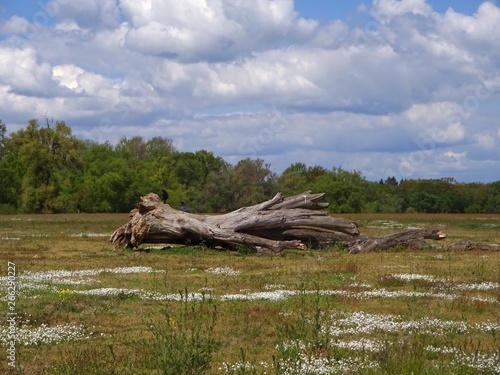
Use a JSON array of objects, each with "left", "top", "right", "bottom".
[{"left": 0, "top": 119, "right": 499, "bottom": 214}]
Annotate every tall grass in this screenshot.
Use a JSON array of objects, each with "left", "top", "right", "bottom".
[{"left": 145, "top": 290, "right": 220, "bottom": 375}]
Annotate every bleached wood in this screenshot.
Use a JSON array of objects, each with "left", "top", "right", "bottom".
[
  {"left": 110, "top": 192, "right": 455, "bottom": 253},
  {"left": 348, "top": 229, "right": 447, "bottom": 254},
  {"left": 110, "top": 192, "right": 359, "bottom": 251}
]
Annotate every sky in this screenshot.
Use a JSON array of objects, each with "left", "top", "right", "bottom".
[{"left": 0, "top": 0, "right": 499, "bottom": 183}]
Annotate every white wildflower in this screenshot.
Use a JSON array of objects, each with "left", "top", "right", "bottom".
[{"left": 205, "top": 267, "right": 241, "bottom": 276}]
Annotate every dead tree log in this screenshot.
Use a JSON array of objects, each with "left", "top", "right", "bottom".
[
  {"left": 347, "top": 229, "right": 447, "bottom": 254},
  {"left": 110, "top": 192, "right": 453, "bottom": 253},
  {"left": 110, "top": 191, "right": 359, "bottom": 252},
  {"left": 446, "top": 241, "right": 500, "bottom": 251}
]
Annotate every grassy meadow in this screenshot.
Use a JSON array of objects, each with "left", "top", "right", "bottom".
[{"left": 0, "top": 213, "right": 499, "bottom": 374}]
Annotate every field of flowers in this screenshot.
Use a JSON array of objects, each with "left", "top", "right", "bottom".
[{"left": 0, "top": 213, "right": 499, "bottom": 374}]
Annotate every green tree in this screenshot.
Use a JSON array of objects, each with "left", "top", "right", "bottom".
[
  {"left": 116, "top": 136, "right": 148, "bottom": 160},
  {"left": 232, "top": 158, "right": 276, "bottom": 207},
  {"left": 77, "top": 141, "right": 140, "bottom": 212},
  {"left": 312, "top": 167, "right": 368, "bottom": 213},
  {"left": 200, "top": 158, "right": 275, "bottom": 212},
  {"left": 0, "top": 119, "right": 22, "bottom": 212},
  {"left": 109, "top": 136, "right": 179, "bottom": 212},
  {"left": 276, "top": 163, "right": 327, "bottom": 196},
  {"left": 167, "top": 150, "right": 227, "bottom": 211},
  {"left": 487, "top": 181, "right": 500, "bottom": 213},
  {"left": 276, "top": 163, "right": 309, "bottom": 196},
  {"left": 364, "top": 181, "right": 404, "bottom": 213},
  {"left": 146, "top": 136, "right": 175, "bottom": 159},
  {"left": 384, "top": 176, "right": 398, "bottom": 186},
  {"left": 7, "top": 119, "right": 84, "bottom": 213},
  {"left": 0, "top": 119, "right": 6, "bottom": 158},
  {"left": 410, "top": 191, "right": 438, "bottom": 213}
]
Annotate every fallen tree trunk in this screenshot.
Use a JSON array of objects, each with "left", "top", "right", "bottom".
[
  {"left": 446, "top": 241, "right": 500, "bottom": 251},
  {"left": 110, "top": 192, "right": 452, "bottom": 253},
  {"left": 110, "top": 192, "right": 360, "bottom": 252},
  {"left": 347, "top": 229, "right": 447, "bottom": 254}
]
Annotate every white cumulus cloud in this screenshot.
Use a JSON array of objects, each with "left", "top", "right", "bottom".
[{"left": 120, "top": 0, "right": 317, "bottom": 62}]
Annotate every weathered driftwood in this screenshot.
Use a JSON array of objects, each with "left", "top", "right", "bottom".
[
  {"left": 347, "top": 229, "right": 447, "bottom": 254},
  {"left": 110, "top": 192, "right": 455, "bottom": 253},
  {"left": 110, "top": 191, "right": 360, "bottom": 252}
]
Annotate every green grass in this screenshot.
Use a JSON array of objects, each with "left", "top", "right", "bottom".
[{"left": 0, "top": 213, "right": 499, "bottom": 374}]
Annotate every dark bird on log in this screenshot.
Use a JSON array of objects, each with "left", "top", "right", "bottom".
[{"left": 161, "top": 189, "right": 169, "bottom": 202}]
